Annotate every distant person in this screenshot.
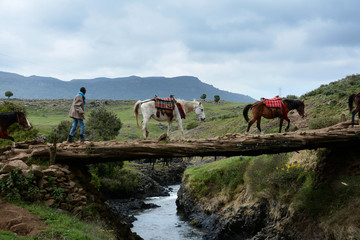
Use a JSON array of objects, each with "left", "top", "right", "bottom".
[{"left": 67, "top": 87, "right": 86, "bottom": 143}]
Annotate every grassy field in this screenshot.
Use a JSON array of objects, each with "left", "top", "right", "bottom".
[{"left": 11, "top": 99, "right": 250, "bottom": 141}]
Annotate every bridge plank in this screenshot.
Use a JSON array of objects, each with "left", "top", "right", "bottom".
[{"left": 1, "top": 121, "right": 360, "bottom": 165}]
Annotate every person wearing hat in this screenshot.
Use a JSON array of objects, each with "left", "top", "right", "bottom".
[{"left": 68, "top": 87, "right": 87, "bottom": 142}]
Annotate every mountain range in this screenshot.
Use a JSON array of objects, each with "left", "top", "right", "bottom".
[{"left": 0, "top": 71, "right": 255, "bottom": 102}]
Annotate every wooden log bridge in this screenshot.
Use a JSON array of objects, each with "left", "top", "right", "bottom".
[{"left": 1, "top": 121, "right": 360, "bottom": 165}]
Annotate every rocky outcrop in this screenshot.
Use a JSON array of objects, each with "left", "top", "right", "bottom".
[
  {"left": 0, "top": 159, "right": 142, "bottom": 240},
  {"left": 176, "top": 182, "right": 327, "bottom": 240}
]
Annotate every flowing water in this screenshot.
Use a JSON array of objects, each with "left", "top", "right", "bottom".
[{"left": 131, "top": 185, "right": 205, "bottom": 240}]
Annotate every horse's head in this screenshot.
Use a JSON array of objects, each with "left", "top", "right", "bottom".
[
  {"left": 194, "top": 102, "right": 206, "bottom": 121},
  {"left": 17, "top": 111, "right": 31, "bottom": 129},
  {"left": 295, "top": 100, "right": 305, "bottom": 118}
]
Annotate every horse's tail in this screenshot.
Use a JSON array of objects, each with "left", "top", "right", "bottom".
[
  {"left": 349, "top": 94, "right": 356, "bottom": 112},
  {"left": 243, "top": 104, "right": 252, "bottom": 122},
  {"left": 134, "top": 100, "right": 142, "bottom": 128}
]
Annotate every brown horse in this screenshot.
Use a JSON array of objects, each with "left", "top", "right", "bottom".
[
  {"left": 0, "top": 111, "right": 31, "bottom": 146},
  {"left": 243, "top": 99, "right": 305, "bottom": 133},
  {"left": 348, "top": 93, "right": 360, "bottom": 126}
]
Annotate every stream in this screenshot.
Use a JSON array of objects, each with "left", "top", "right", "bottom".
[{"left": 131, "top": 185, "right": 205, "bottom": 240}]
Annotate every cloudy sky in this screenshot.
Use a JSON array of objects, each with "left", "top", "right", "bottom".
[{"left": 1, "top": 0, "right": 359, "bottom": 100}]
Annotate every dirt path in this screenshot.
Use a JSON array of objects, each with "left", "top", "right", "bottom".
[{"left": 0, "top": 198, "right": 47, "bottom": 237}]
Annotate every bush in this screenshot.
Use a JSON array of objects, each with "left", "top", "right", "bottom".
[
  {"left": 48, "top": 107, "right": 122, "bottom": 142},
  {"left": 86, "top": 108, "right": 122, "bottom": 141},
  {"left": 308, "top": 116, "right": 339, "bottom": 129},
  {"left": 183, "top": 156, "right": 250, "bottom": 200},
  {"left": 99, "top": 170, "right": 140, "bottom": 198},
  {"left": 0, "top": 169, "right": 39, "bottom": 201},
  {"left": 186, "top": 121, "right": 199, "bottom": 130},
  {"left": 48, "top": 120, "right": 79, "bottom": 143}
]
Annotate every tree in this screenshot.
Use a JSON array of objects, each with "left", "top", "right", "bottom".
[
  {"left": 48, "top": 120, "right": 77, "bottom": 143},
  {"left": 5, "top": 91, "right": 13, "bottom": 99},
  {"left": 86, "top": 108, "right": 122, "bottom": 141},
  {"left": 214, "top": 95, "right": 220, "bottom": 103},
  {"left": 200, "top": 93, "right": 207, "bottom": 101}
]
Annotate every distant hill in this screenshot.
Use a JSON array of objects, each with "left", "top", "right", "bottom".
[{"left": 0, "top": 71, "right": 255, "bottom": 102}]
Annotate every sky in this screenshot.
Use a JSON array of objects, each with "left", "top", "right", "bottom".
[{"left": 1, "top": 0, "right": 360, "bottom": 100}]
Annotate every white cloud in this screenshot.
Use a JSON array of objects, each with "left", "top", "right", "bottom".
[{"left": 1, "top": 0, "right": 360, "bottom": 100}]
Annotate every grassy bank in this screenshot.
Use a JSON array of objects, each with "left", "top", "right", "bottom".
[
  {"left": 182, "top": 151, "right": 360, "bottom": 238},
  {"left": 0, "top": 202, "right": 116, "bottom": 240}
]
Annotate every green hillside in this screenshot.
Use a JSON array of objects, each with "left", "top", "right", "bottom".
[{"left": 1, "top": 74, "right": 359, "bottom": 144}]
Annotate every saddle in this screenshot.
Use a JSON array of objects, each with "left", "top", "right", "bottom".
[
  {"left": 262, "top": 96, "right": 283, "bottom": 108},
  {"left": 154, "top": 95, "right": 186, "bottom": 119},
  {"left": 262, "top": 96, "right": 288, "bottom": 119},
  {"left": 154, "top": 95, "right": 176, "bottom": 110}
]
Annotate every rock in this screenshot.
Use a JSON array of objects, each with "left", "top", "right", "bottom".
[
  {"left": 43, "top": 169, "right": 57, "bottom": 177},
  {"left": 73, "top": 206, "right": 83, "bottom": 215},
  {"left": 9, "top": 160, "right": 29, "bottom": 171},
  {"left": 44, "top": 199, "right": 55, "bottom": 207},
  {"left": 31, "top": 164, "right": 43, "bottom": 178},
  {"left": 0, "top": 174, "right": 9, "bottom": 180},
  {"left": 0, "top": 160, "right": 29, "bottom": 174},
  {"left": 0, "top": 164, "right": 16, "bottom": 174}
]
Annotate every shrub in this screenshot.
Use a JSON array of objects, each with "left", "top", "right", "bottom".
[
  {"left": 0, "top": 169, "right": 39, "bottom": 201},
  {"left": 99, "top": 169, "right": 140, "bottom": 198},
  {"left": 183, "top": 156, "right": 250, "bottom": 200},
  {"left": 47, "top": 120, "right": 79, "bottom": 143},
  {"left": 186, "top": 121, "right": 199, "bottom": 130},
  {"left": 86, "top": 108, "right": 122, "bottom": 141},
  {"left": 308, "top": 116, "right": 338, "bottom": 129}
]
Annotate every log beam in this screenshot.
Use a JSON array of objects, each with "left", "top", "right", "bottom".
[{"left": 1, "top": 121, "right": 360, "bottom": 165}]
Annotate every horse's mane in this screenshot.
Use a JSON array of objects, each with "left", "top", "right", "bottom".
[{"left": 283, "top": 99, "right": 303, "bottom": 109}]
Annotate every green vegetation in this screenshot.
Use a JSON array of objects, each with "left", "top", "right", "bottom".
[
  {"left": 0, "top": 203, "right": 116, "bottom": 240},
  {"left": 5, "top": 91, "right": 13, "bottom": 99},
  {"left": 183, "top": 157, "right": 250, "bottom": 202},
  {"left": 89, "top": 161, "right": 140, "bottom": 198},
  {"left": 200, "top": 93, "right": 207, "bottom": 100},
  {"left": 0, "top": 169, "right": 39, "bottom": 202},
  {"left": 18, "top": 98, "right": 250, "bottom": 141},
  {"left": 86, "top": 107, "right": 122, "bottom": 141},
  {"left": 302, "top": 74, "right": 360, "bottom": 126},
  {"left": 2, "top": 74, "right": 360, "bottom": 239}
]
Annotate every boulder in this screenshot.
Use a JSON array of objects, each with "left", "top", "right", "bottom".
[
  {"left": 31, "top": 165, "right": 43, "bottom": 178},
  {"left": 8, "top": 160, "right": 29, "bottom": 171},
  {"left": 0, "top": 165, "right": 16, "bottom": 174},
  {"left": 43, "top": 169, "right": 57, "bottom": 177},
  {"left": 44, "top": 199, "right": 55, "bottom": 207}
]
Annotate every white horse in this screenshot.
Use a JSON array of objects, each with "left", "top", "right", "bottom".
[{"left": 134, "top": 99, "right": 206, "bottom": 139}]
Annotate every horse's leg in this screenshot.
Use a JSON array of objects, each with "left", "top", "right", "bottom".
[
  {"left": 176, "top": 118, "right": 185, "bottom": 139},
  {"left": 167, "top": 121, "right": 172, "bottom": 137},
  {"left": 0, "top": 129, "right": 15, "bottom": 148},
  {"left": 256, "top": 118, "right": 262, "bottom": 132},
  {"left": 285, "top": 118, "right": 290, "bottom": 132},
  {"left": 352, "top": 110, "right": 357, "bottom": 126},
  {"left": 279, "top": 118, "right": 284, "bottom": 133},
  {"left": 247, "top": 118, "right": 255, "bottom": 132},
  {"left": 142, "top": 118, "right": 150, "bottom": 139}
]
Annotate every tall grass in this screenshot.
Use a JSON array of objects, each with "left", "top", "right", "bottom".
[
  {"left": 183, "top": 157, "right": 250, "bottom": 201},
  {"left": 0, "top": 202, "right": 116, "bottom": 240}
]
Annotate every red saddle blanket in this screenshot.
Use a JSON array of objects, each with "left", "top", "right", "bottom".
[
  {"left": 177, "top": 103, "right": 186, "bottom": 119},
  {"left": 0, "top": 129, "right": 9, "bottom": 138},
  {"left": 263, "top": 97, "right": 283, "bottom": 108},
  {"left": 155, "top": 96, "right": 175, "bottom": 110},
  {"left": 263, "top": 97, "right": 289, "bottom": 119}
]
